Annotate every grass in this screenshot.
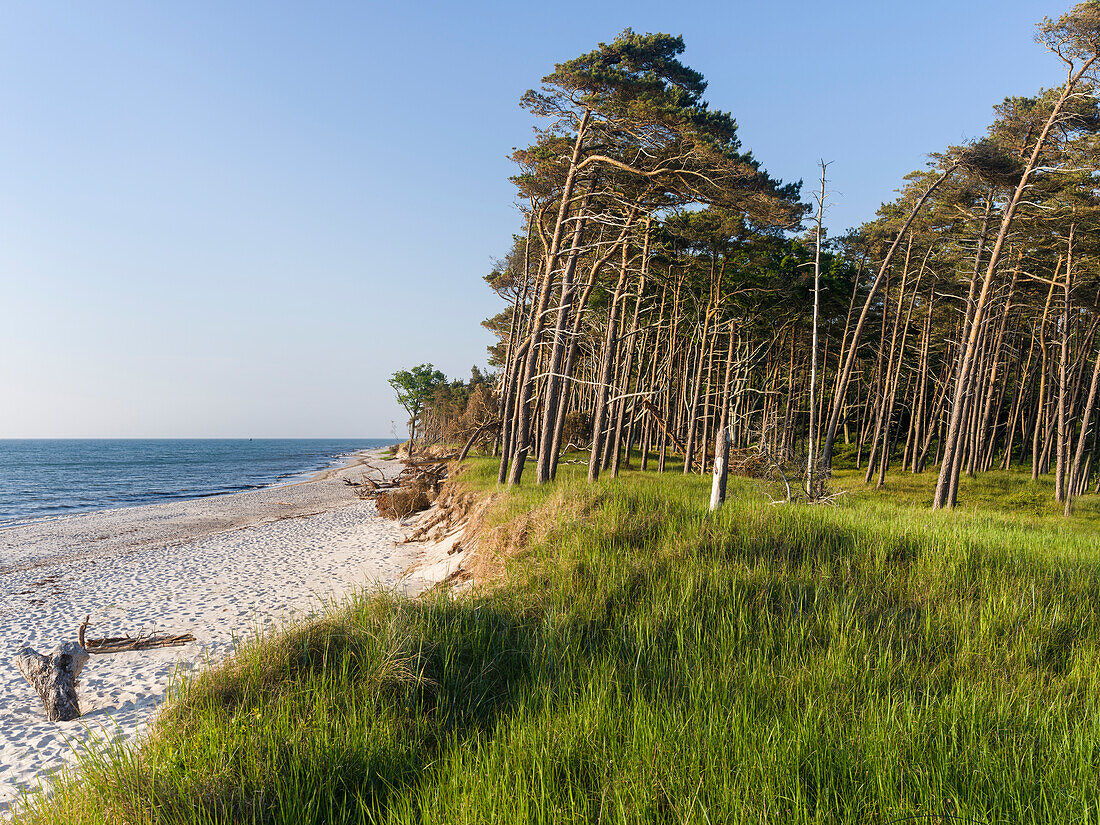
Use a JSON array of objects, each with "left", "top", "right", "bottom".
[{"left": 18, "top": 456, "right": 1100, "bottom": 824}]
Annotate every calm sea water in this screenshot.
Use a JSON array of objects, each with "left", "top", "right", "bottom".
[{"left": 0, "top": 439, "right": 396, "bottom": 527}]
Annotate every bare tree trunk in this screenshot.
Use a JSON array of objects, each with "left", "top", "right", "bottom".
[
  {"left": 1066, "top": 333, "right": 1100, "bottom": 515},
  {"left": 909, "top": 288, "right": 934, "bottom": 472},
  {"left": 497, "top": 214, "right": 536, "bottom": 483},
  {"left": 1056, "top": 223, "right": 1075, "bottom": 503},
  {"left": 709, "top": 428, "right": 730, "bottom": 511},
  {"left": 975, "top": 270, "right": 1019, "bottom": 471},
  {"left": 1000, "top": 327, "right": 1035, "bottom": 470},
  {"left": 508, "top": 111, "right": 591, "bottom": 486},
  {"left": 682, "top": 313, "right": 713, "bottom": 474},
  {"left": 710, "top": 321, "right": 738, "bottom": 510},
  {"left": 589, "top": 242, "right": 631, "bottom": 482},
  {"left": 878, "top": 258, "right": 924, "bottom": 487},
  {"left": 536, "top": 194, "right": 593, "bottom": 483},
  {"left": 1032, "top": 271, "right": 1060, "bottom": 479},
  {"left": 807, "top": 162, "right": 827, "bottom": 495},
  {"left": 822, "top": 163, "right": 959, "bottom": 471},
  {"left": 934, "top": 57, "right": 1096, "bottom": 508},
  {"left": 697, "top": 324, "right": 721, "bottom": 475},
  {"left": 611, "top": 227, "right": 649, "bottom": 477},
  {"left": 863, "top": 270, "right": 893, "bottom": 482}
]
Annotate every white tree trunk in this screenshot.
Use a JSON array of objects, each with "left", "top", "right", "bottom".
[{"left": 709, "top": 427, "right": 730, "bottom": 511}]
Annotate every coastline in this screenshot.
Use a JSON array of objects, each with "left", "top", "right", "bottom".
[
  {"left": 0, "top": 446, "right": 422, "bottom": 816},
  {"left": 0, "top": 447, "right": 397, "bottom": 574},
  {"left": 0, "top": 440, "right": 396, "bottom": 534}
]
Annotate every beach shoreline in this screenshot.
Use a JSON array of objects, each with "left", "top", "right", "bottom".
[
  {"left": 0, "top": 441, "right": 396, "bottom": 537},
  {"left": 0, "top": 447, "right": 397, "bottom": 575},
  {"left": 0, "top": 446, "right": 424, "bottom": 817}
]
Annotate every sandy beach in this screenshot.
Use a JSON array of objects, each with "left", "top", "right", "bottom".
[{"left": 0, "top": 448, "right": 425, "bottom": 816}]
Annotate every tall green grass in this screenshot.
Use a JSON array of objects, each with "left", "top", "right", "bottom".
[{"left": 19, "top": 459, "right": 1100, "bottom": 824}]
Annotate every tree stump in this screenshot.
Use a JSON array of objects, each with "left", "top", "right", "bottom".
[
  {"left": 15, "top": 641, "right": 90, "bottom": 722},
  {"left": 709, "top": 427, "right": 730, "bottom": 511}
]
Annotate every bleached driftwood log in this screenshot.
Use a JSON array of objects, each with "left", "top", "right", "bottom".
[{"left": 15, "top": 640, "right": 89, "bottom": 722}]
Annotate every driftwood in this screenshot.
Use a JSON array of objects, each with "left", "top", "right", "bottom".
[
  {"left": 344, "top": 462, "right": 389, "bottom": 490},
  {"left": 79, "top": 616, "right": 195, "bottom": 654},
  {"left": 357, "top": 458, "right": 451, "bottom": 519},
  {"left": 15, "top": 630, "right": 89, "bottom": 722},
  {"left": 16, "top": 618, "right": 196, "bottom": 722},
  {"left": 85, "top": 633, "right": 196, "bottom": 653},
  {"left": 405, "top": 456, "right": 455, "bottom": 467},
  {"left": 84, "top": 635, "right": 195, "bottom": 653}
]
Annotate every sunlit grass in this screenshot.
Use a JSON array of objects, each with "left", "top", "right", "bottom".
[{"left": 18, "top": 455, "right": 1100, "bottom": 824}]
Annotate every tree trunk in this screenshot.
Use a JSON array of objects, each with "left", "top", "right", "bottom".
[
  {"left": 507, "top": 110, "right": 591, "bottom": 486},
  {"left": 682, "top": 312, "right": 713, "bottom": 474},
  {"left": 1066, "top": 334, "right": 1100, "bottom": 515},
  {"left": 16, "top": 641, "right": 90, "bottom": 722},
  {"left": 1056, "top": 223, "right": 1075, "bottom": 503},
  {"left": 807, "top": 162, "right": 827, "bottom": 496},
  {"left": 934, "top": 57, "right": 1096, "bottom": 509},
  {"left": 822, "top": 163, "right": 959, "bottom": 471},
  {"left": 709, "top": 428, "right": 730, "bottom": 511},
  {"left": 589, "top": 243, "right": 631, "bottom": 482},
  {"left": 536, "top": 194, "right": 593, "bottom": 483},
  {"left": 710, "top": 321, "right": 737, "bottom": 510}
]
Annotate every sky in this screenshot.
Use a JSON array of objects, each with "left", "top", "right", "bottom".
[{"left": 0, "top": 0, "right": 1075, "bottom": 437}]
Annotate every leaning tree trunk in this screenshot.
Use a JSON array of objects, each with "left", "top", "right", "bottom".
[
  {"left": 548, "top": 265, "right": 601, "bottom": 478},
  {"left": 497, "top": 211, "right": 536, "bottom": 482},
  {"left": 909, "top": 288, "right": 934, "bottom": 472},
  {"left": 877, "top": 260, "right": 924, "bottom": 488},
  {"left": 589, "top": 245, "right": 631, "bottom": 482},
  {"left": 508, "top": 110, "right": 591, "bottom": 487},
  {"left": 974, "top": 268, "right": 1019, "bottom": 471},
  {"left": 934, "top": 55, "right": 1097, "bottom": 509},
  {"left": 610, "top": 226, "right": 650, "bottom": 477},
  {"left": 821, "top": 162, "right": 960, "bottom": 471},
  {"left": 1066, "top": 333, "right": 1100, "bottom": 516},
  {"left": 536, "top": 193, "right": 593, "bottom": 484},
  {"left": 1056, "top": 223, "right": 1075, "bottom": 503}
]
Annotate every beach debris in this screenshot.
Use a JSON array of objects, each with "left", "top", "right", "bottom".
[
  {"left": 82, "top": 632, "right": 197, "bottom": 654},
  {"left": 348, "top": 459, "right": 449, "bottom": 520},
  {"left": 15, "top": 634, "right": 89, "bottom": 722},
  {"left": 374, "top": 485, "right": 432, "bottom": 519},
  {"left": 78, "top": 616, "right": 195, "bottom": 654}
]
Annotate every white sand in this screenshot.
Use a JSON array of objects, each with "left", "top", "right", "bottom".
[{"left": 0, "top": 449, "right": 429, "bottom": 817}]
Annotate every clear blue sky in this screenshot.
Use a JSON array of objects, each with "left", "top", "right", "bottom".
[{"left": 0, "top": 0, "right": 1071, "bottom": 437}]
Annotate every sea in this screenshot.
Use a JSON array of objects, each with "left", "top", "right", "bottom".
[{"left": 0, "top": 439, "right": 397, "bottom": 527}]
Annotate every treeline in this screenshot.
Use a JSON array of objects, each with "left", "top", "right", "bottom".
[
  {"left": 390, "top": 365, "right": 498, "bottom": 451},
  {"left": 416, "top": 367, "right": 497, "bottom": 446},
  {"left": 477, "top": 6, "right": 1100, "bottom": 513}
]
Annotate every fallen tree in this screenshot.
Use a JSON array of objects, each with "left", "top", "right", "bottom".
[{"left": 349, "top": 459, "right": 451, "bottom": 520}]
